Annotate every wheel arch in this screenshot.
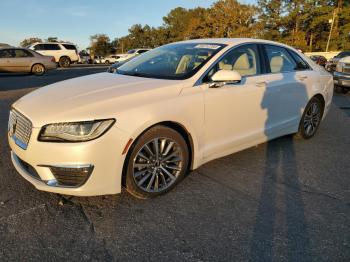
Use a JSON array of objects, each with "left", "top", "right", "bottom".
[
  {"left": 312, "top": 93, "right": 326, "bottom": 116},
  {"left": 121, "top": 120, "right": 196, "bottom": 187}
]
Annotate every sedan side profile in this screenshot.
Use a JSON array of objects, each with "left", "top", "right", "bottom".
[
  {"left": 8, "top": 38, "right": 333, "bottom": 198},
  {"left": 0, "top": 47, "right": 56, "bottom": 75}
]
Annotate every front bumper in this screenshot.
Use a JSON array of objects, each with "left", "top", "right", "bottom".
[
  {"left": 9, "top": 125, "right": 130, "bottom": 196},
  {"left": 333, "top": 71, "right": 350, "bottom": 87}
]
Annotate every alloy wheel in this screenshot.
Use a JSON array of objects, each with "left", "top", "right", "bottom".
[
  {"left": 132, "top": 137, "right": 183, "bottom": 193},
  {"left": 303, "top": 102, "right": 321, "bottom": 137}
]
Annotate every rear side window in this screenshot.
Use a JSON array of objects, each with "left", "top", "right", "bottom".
[
  {"left": 62, "top": 44, "right": 77, "bottom": 50},
  {"left": 14, "top": 49, "right": 33, "bottom": 58},
  {"left": 264, "top": 45, "right": 297, "bottom": 73}
]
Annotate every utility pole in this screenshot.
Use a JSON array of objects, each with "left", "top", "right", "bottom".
[{"left": 326, "top": 8, "right": 336, "bottom": 52}]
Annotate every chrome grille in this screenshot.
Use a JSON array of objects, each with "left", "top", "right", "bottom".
[{"left": 8, "top": 109, "right": 32, "bottom": 149}]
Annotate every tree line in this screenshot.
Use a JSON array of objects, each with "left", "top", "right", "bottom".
[{"left": 20, "top": 0, "right": 350, "bottom": 56}]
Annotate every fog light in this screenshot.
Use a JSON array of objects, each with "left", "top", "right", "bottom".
[{"left": 39, "top": 164, "right": 94, "bottom": 187}]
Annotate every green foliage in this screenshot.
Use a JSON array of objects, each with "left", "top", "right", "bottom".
[
  {"left": 89, "top": 34, "right": 113, "bottom": 57},
  {"left": 90, "top": 0, "right": 350, "bottom": 53},
  {"left": 20, "top": 37, "right": 42, "bottom": 47}
]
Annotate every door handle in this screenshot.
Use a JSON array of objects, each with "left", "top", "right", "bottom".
[
  {"left": 255, "top": 81, "right": 267, "bottom": 87},
  {"left": 298, "top": 75, "right": 308, "bottom": 81}
]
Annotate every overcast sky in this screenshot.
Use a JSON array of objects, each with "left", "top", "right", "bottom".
[{"left": 0, "top": 0, "right": 256, "bottom": 49}]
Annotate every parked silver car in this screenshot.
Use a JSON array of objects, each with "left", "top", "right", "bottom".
[{"left": 0, "top": 47, "right": 57, "bottom": 75}]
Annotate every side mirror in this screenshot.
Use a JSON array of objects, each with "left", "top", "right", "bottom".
[{"left": 209, "top": 70, "right": 242, "bottom": 88}]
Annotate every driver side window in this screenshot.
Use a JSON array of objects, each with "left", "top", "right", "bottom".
[{"left": 204, "top": 44, "right": 260, "bottom": 82}]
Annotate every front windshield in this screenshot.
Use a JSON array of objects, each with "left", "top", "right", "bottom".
[{"left": 117, "top": 43, "right": 226, "bottom": 80}]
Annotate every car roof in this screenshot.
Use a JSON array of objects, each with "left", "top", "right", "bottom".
[
  {"left": 0, "top": 47, "right": 27, "bottom": 50},
  {"left": 32, "top": 42, "right": 76, "bottom": 45},
  {"left": 177, "top": 38, "right": 294, "bottom": 48}
]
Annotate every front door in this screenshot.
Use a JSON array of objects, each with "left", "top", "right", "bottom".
[{"left": 199, "top": 44, "right": 271, "bottom": 160}]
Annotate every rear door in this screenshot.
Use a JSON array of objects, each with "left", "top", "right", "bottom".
[
  {"left": 11, "top": 49, "right": 34, "bottom": 72},
  {"left": 261, "top": 44, "right": 311, "bottom": 135}
]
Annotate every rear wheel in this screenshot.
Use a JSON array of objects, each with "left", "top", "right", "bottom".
[
  {"left": 125, "top": 126, "right": 189, "bottom": 199},
  {"left": 59, "top": 57, "right": 70, "bottom": 67},
  {"left": 105, "top": 60, "right": 110, "bottom": 64},
  {"left": 296, "top": 97, "right": 323, "bottom": 139},
  {"left": 31, "top": 64, "right": 45, "bottom": 76}
]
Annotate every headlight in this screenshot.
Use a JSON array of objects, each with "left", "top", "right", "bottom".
[
  {"left": 38, "top": 119, "right": 115, "bottom": 142},
  {"left": 336, "top": 62, "right": 344, "bottom": 72}
]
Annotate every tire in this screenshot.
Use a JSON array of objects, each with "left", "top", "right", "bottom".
[
  {"left": 125, "top": 125, "right": 189, "bottom": 199},
  {"left": 296, "top": 97, "right": 323, "bottom": 139},
  {"left": 105, "top": 60, "right": 110, "bottom": 64},
  {"left": 31, "top": 64, "right": 46, "bottom": 76},
  {"left": 59, "top": 57, "right": 71, "bottom": 68}
]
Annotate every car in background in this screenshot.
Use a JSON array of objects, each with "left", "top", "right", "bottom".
[
  {"left": 93, "top": 56, "right": 105, "bottom": 64},
  {"left": 102, "top": 54, "right": 126, "bottom": 64},
  {"left": 310, "top": 55, "right": 327, "bottom": 67},
  {"left": 116, "top": 48, "right": 150, "bottom": 62},
  {"left": 0, "top": 47, "right": 56, "bottom": 75},
  {"left": 8, "top": 39, "right": 333, "bottom": 198},
  {"left": 334, "top": 56, "right": 350, "bottom": 93},
  {"left": 28, "top": 42, "right": 79, "bottom": 68},
  {"left": 325, "top": 51, "right": 350, "bottom": 72}
]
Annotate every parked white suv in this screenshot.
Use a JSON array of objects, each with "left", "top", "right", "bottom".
[{"left": 28, "top": 42, "right": 79, "bottom": 67}]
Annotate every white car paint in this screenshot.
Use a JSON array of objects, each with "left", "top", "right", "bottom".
[
  {"left": 28, "top": 42, "right": 79, "bottom": 64},
  {"left": 9, "top": 38, "right": 333, "bottom": 196},
  {"left": 116, "top": 49, "right": 151, "bottom": 62}
]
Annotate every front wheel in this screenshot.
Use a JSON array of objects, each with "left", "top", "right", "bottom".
[
  {"left": 296, "top": 97, "right": 323, "bottom": 139},
  {"left": 125, "top": 126, "right": 189, "bottom": 199}
]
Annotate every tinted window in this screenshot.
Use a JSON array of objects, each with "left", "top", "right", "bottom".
[
  {"left": 35, "top": 44, "right": 61, "bottom": 51},
  {"left": 137, "top": 49, "right": 149, "bottom": 54},
  {"left": 264, "top": 45, "right": 297, "bottom": 73},
  {"left": 288, "top": 50, "right": 310, "bottom": 70},
  {"left": 337, "top": 52, "right": 350, "bottom": 58},
  {"left": 14, "top": 49, "right": 33, "bottom": 58},
  {"left": 33, "top": 44, "right": 44, "bottom": 51},
  {"left": 127, "top": 49, "right": 136, "bottom": 54},
  {"left": 62, "top": 44, "right": 77, "bottom": 50},
  {"left": 0, "top": 49, "right": 13, "bottom": 58}
]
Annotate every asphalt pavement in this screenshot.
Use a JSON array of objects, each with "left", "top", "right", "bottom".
[{"left": 0, "top": 67, "right": 349, "bottom": 261}]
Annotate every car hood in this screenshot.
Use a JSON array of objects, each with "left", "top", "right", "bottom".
[{"left": 13, "top": 73, "right": 184, "bottom": 127}]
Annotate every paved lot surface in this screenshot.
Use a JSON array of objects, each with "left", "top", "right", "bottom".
[{"left": 0, "top": 68, "right": 349, "bottom": 261}]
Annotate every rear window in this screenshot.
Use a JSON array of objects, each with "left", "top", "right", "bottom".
[{"left": 62, "top": 44, "right": 77, "bottom": 50}]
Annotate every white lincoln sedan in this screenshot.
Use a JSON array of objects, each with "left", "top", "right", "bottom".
[{"left": 8, "top": 39, "right": 333, "bottom": 198}]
